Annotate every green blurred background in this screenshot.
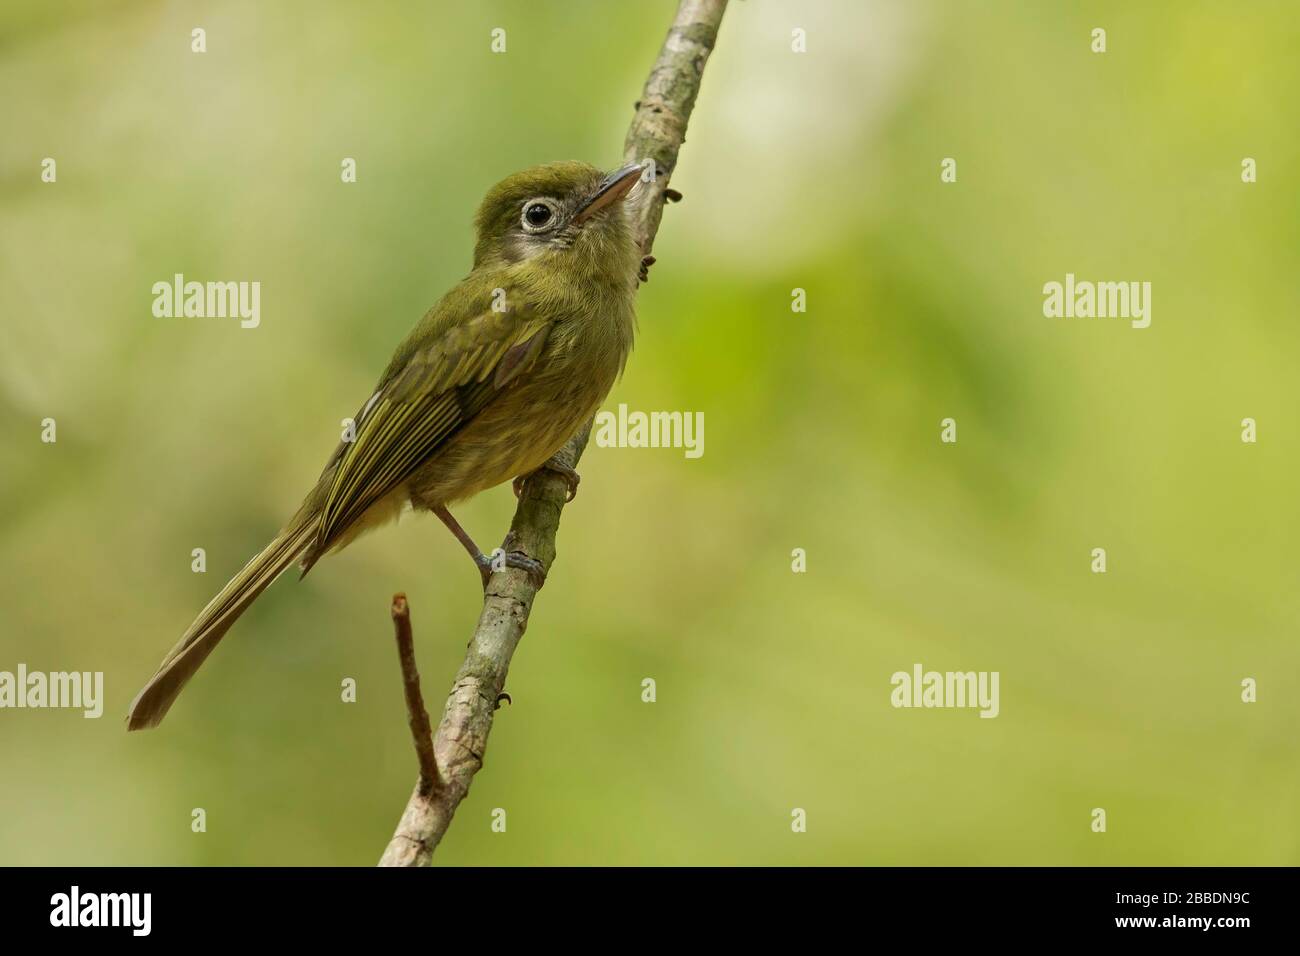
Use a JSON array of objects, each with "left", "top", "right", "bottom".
[{"left": 2, "top": 0, "right": 1297, "bottom": 865}]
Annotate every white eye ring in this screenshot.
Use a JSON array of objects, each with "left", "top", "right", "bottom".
[{"left": 521, "top": 199, "right": 557, "bottom": 232}]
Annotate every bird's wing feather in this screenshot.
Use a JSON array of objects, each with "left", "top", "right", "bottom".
[{"left": 314, "top": 299, "right": 551, "bottom": 551}]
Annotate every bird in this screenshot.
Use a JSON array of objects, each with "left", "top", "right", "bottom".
[{"left": 127, "top": 160, "right": 645, "bottom": 731}]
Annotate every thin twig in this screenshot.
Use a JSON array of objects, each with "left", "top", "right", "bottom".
[
  {"left": 378, "top": 0, "right": 728, "bottom": 867},
  {"left": 390, "top": 593, "right": 439, "bottom": 795}
]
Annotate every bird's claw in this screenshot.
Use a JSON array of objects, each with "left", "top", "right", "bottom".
[
  {"left": 476, "top": 549, "right": 547, "bottom": 591},
  {"left": 513, "top": 463, "right": 581, "bottom": 502},
  {"left": 638, "top": 255, "right": 656, "bottom": 283}
]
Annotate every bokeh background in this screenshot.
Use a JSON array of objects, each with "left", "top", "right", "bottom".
[{"left": 2, "top": 0, "right": 1297, "bottom": 865}]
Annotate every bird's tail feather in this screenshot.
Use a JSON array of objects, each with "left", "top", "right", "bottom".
[{"left": 126, "top": 517, "right": 319, "bottom": 731}]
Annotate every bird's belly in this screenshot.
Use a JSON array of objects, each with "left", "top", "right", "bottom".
[{"left": 406, "top": 367, "right": 612, "bottom": 508}]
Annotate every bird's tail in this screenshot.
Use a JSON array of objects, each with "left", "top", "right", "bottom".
[{"left": 126, "top": 517, "right": 320, "bottom": 731}]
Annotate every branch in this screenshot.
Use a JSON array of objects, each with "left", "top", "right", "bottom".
[
  {"left": 390, "top": 593, "right": 439, "bottom": 794},
  {"left": 378, "top": 0, "right": 728, "bottom": 867}
]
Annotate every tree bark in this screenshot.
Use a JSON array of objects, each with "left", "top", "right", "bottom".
[{"left": 378, "top": 0, "right": 728, "bottom": 868}]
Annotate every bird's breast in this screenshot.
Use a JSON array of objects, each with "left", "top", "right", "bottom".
[{"left": 408, "top": 297, "right": 634, "bottom": 507}]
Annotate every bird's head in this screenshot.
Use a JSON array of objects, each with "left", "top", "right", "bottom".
[{"left": 471, "top": 160, "right": 644, "bottom": 270}]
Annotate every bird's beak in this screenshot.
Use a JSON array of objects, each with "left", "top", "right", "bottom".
[{"left": 573, "top": 163, "right": 645, "bottom": 225}]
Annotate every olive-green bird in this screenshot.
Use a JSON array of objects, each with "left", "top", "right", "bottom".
[{"left": 127, "top": 160, "right": 644, "bottom": 731}]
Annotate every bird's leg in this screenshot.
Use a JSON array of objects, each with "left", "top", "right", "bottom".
[
  {"left": 513, "top": 462, "right": 581, "bottom": 502},
  {"left": 433, "top": 505, "right": 484, "bottom": 566},
  {"left": 432, "top": 504, "right": 546, "bottom": 590}
]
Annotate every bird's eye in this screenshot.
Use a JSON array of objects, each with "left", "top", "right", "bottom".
[{"left": 522, "top": 201, "right": 554, "bottom": 231}]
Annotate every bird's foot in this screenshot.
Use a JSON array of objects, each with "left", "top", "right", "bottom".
[
  {"left": 513, "top": 462, "right": 581, "bottom": 502},
  {"left": 638, "top": 255, "right": 656, "bottom": 283},
  {"left": 434, "top": 504, "right": 545, "bottom": 589},
  {"left": 476, "top": 549, "right": 547, "bottom": 590}
]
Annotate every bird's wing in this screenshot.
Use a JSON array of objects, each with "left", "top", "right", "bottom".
[{"left": 313, "top": 299, "right": 552, "bottom": 553}]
